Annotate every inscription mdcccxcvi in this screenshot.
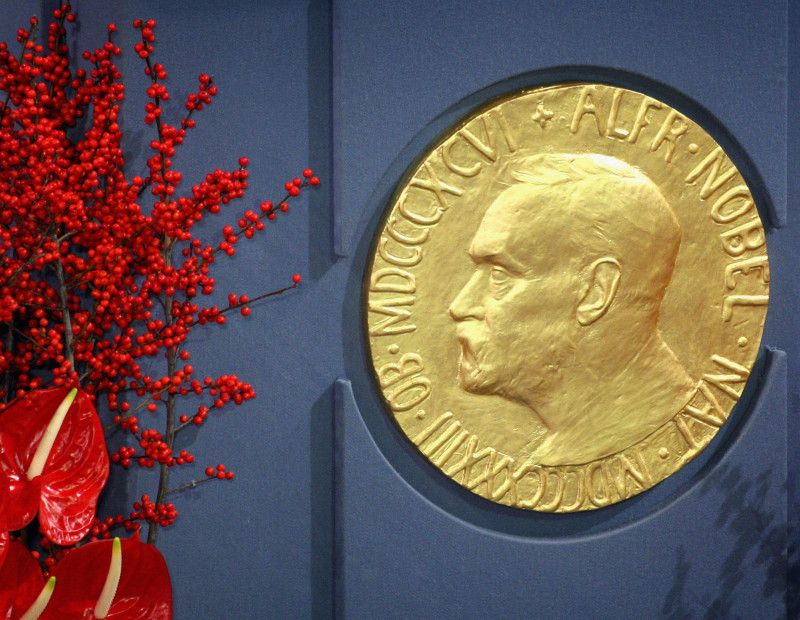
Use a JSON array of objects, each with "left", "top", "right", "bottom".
[{"left": 364, "top": 83, "right": 769, "bottom": 512}]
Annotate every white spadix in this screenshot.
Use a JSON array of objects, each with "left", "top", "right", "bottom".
[
  {"left": 93, "top": 537, "right": 122, "bottom": 619},
  {"left": 27, "top": 388, "right": 78, "bottom": 480},
  {"left": 19, "top": 576, "right": 56, "bottom": 620}
]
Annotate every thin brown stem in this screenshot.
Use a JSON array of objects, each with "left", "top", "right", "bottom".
[
  {"left": 53, "top": 253, "right": 75, "bottom": 370},
  {"left": 0, "top": 22, "right": 39, "bottom": 122},
  {"left": 164, "top": 475, "right": 215, "bottom": 496},
  {"left": 216, "top": 282, "right": 298, "bottom": 315},
  {"left": 3, "top": 326, "right": 13, "bottom": 402},
  {"left": 147, "top": 240, "right": 177, "bottom": 545}
]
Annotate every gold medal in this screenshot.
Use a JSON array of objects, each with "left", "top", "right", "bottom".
[{"left": 363, "top": 83, "right": 769, "bottom": 512}]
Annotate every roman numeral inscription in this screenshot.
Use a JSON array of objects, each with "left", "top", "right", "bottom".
[
  {"left": 440, "top": 111, "right": 518, "bottom": 178},
  {"left": 411, "top": 353, "right": 750, "bottom": 512},
  {"left": 368, "top": 296, "right": 415, "bottom": 337},
  {"left": 364, "top": 83, "right": 767, "bottom": 512},
  {"left": 411, "top": 412, "right": 655, "bottom": 512}
]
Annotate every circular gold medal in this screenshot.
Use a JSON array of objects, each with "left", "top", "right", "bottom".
[{"left": 363, "top": 83, "right": 769, "bottom": 512}]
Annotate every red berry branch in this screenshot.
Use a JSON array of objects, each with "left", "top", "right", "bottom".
[{"left": 0, "top": 5, "right": 316, "bottom": 613}]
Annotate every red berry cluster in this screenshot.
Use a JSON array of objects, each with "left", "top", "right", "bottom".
[
  {"left": 0, "top": 4, "right": 317, "bottom": 570},
  {"left": 130, "top": 494, "right": 177, "bottom": 528},
  {"left": 206, "top": 463, "right": 234, "bottom": 480},
  {"left": 34, "top": 536, "right": 74, "bottom": 574}
]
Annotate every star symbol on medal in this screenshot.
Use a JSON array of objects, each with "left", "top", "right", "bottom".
[{"left": 532, "top": 101, "right": 554, "bottom": 128}]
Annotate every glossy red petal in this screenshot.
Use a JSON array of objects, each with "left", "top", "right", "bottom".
[
  {"left": 43, "top": 531, "right": 172, "bottom": 620},
  {"left": 0, "top": 540, "right": 45, "bottom": 620},
  {"left": 0, "top": 390, "right": 60, "bottom": 531},
  {"left": 0, "top": 476, "right": 9, "bottom": 569},
  {"left": 0, "top": 387, "right": 109, "bottom": 544},
  {"left": 37, "top": 389, "right": 110, "bottom": 545}
]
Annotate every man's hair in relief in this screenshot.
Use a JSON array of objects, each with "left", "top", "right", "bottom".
[{"left": 501, "top": 152, "right": 682, "bottom": 311}]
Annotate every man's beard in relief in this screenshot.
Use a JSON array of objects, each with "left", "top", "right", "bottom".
[
  {"left": 455, "top": 329, "right": 518, "bottom": 398},
  {"left": 455, "top": 326, "right": 577, "bottom": 412}
]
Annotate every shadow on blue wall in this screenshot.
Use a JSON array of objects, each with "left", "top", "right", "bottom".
[{"left": 662, "top": 463, "right": 786, "bottom": 619}]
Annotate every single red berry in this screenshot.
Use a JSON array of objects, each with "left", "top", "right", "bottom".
[
  {"left": 310, "top": 177, "right": 320, "bottom": 186},
  {"left": 303, "top": 168, "right": 313, "bottom": 178},
  {"left": 292, "top": 274, "right": 302, "bottom": 283},
  {"left": 238, "top": 157, "right": 249, "bottom": 167},
  {"left": 240, "top": 306, "right": 251, "bottom": 317},
  {"left": 205, "top": 467, "right": 214, "bottom": 477}
]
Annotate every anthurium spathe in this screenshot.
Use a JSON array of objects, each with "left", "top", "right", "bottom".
[
  {"left": 0, "top": 473, "right": 10, "bottom": 570},
  {"left": 0, "top": 539, "right": 48, "bottom": 619},
  {"left": 0, "top": 530, "right": 6, "bottom": 574},
  {"left": 42, "top": 533, "right": 172, "bottom": 619},
  {"left": 0, "top": 386, "right": 109, "bottom": 545}
]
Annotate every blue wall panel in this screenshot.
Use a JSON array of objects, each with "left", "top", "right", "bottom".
[
  {"left": 332, "top": 1, "right": 791, "bottom": 619},
  {"left": 335, "top": 351, "right": 786, "bottom": 618},
  {"left": 332, "top": 0, "right": 787, "bottom": 256},
  {"left": 0, "top": 1, "right": 792, "bottom": 618}
]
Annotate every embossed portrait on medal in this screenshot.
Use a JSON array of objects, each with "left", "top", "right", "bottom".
[
  {"left": 364, "top": 84, "right": 769, "bottom": 512},
  {"left": 449, "top": 152, "right": 696, "bottom": 465}
]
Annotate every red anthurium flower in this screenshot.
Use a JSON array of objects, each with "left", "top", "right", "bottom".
[
  {"left": 43, "top": 532, "right": 172, "bottom": 619},
  {"left": 0, "top": 475, "right": 9, "bottom": 570},
  {"left": 0, "top": 531, "right": 6, "bottom": 574},
  {"left": 0, "top": 387, "right": 109, "bottom": 545},
  {"left": 0, "top": 539, "right": 49, "bottom": 619}
]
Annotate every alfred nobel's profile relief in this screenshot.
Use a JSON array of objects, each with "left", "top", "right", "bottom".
[{"left": 448, "top": 153, "right": 697, "bottom": 465}]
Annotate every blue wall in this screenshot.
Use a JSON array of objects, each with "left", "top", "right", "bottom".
[{"left": 0, "top": 1, "right": 793, "bottom": 618}]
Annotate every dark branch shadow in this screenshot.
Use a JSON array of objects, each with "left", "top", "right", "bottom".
[{"left": 661, "top": 463, "right": 786, "bottom": 619}]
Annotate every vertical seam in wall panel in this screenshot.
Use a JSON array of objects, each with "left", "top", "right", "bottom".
[{"left": 331, "top": 0, "right": 349, "bottom": 258}]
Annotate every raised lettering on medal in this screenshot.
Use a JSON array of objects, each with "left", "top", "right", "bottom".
[{"left": 364, "top": 83, "right": 769, "bottom": 512}]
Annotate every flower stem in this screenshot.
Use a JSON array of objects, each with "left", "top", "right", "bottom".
[
  {"left": 148, "top": 236, "right": 176, "bottom": 545},
  {"left": 3, "top": 326, "right": 13, "bottom": 402},
  {"left": 53, "top": 252, "right": 75, "bottom": 371},
  {"left": 164, "top": 475, "right": 215, "bottom": 496}
]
